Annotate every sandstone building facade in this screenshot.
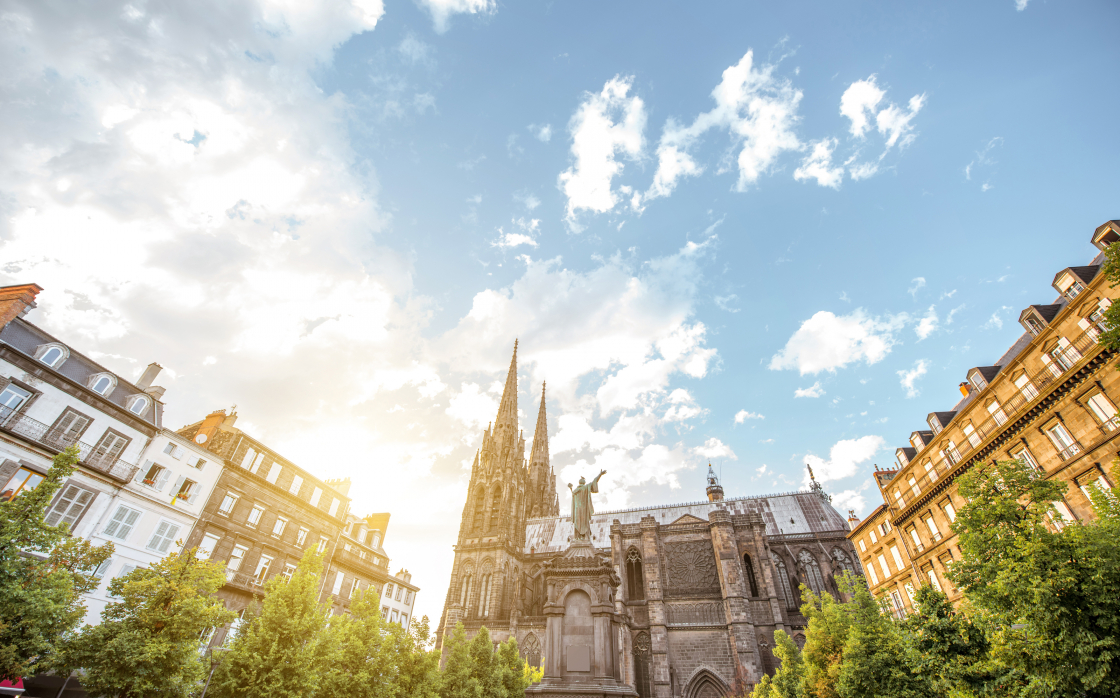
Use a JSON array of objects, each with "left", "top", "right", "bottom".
[
  {"left": 435, "top": 343, "right": 862, "bottom": 697},
  {"left": 849, "top": 220, "right": 1119, "bottom": 616}
]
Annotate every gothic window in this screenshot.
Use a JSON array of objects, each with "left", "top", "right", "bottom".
[
  {"left": 771, "top": 553, "right": 797, "bottom": 611},
  {"left": 632, "top": 631, "right": 652, "bottom": 698},
  {"left": 459, "top": 573, "right": 473, "bottom": 609},
  {"left": 626, "top": 548, "right": 645, "bottom": 601},
  {"left": 831, "top": 548, "right": 857, "bottom": 578},
  {"left": 521, "top": 633, "right": 542, "bottom": 668},
  {"left": 798, "top": 550, "right": 825, "bottom": 594},
  {"left": 488, "top": 488, "right": 503, "bottom": 531},
  {"left": 742, "top": 553, "right": 759, "bottom": 597},
  {"left": 471, "top": 487, "right": 485, "bottom": 533}
]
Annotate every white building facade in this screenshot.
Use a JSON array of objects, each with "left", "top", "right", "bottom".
[{"left": 380, "top": 569, "right": 419, "bottom": 628}]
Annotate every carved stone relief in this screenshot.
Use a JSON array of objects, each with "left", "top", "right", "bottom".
[{"left": 663, "top": 540, "right": 720, "bottom": 595}]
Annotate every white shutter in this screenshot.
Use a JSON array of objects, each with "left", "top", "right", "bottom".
[
  {"left": 148, "top": 521, "right": 171, "bottom": 551},
  {"left": 266, "top": 463, "right": 282, "bottom": 484},
  {"left": 171, "top": 475, "right": 185, "bottom": 497},
  {"left": 46, "top": 486, "right": 95, "bottom": 528},
  {"left": 155, "top": 469, "right": 171, "bottom": 491},
  {"left": 158, "top": 523, "right": 181, "bottom": 553},
  {"left": 103, "top": 506, "right": 128, "bottom": 538}
]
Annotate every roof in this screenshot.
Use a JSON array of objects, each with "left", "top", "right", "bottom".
[
  {"left": 0, "top": 317, "right": 162, "bottom": 427},
  {"left": 524, "top": 490, "right": 849, "bottom": 554},
  {"left": 1053, "top": 265, "right": 1101, "bottom": 288}
]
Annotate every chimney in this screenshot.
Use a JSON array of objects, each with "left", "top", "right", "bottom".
[
  {"left": 193, "top": 409, "right": 230, "bottom": 449},
  {"left": 325, "top": 477, "right": 352, "bottom": 497},
  {"left": 135, "top": 362, "right": 162, "bottom": 390},
  {"left": 0, "top": 284, "right": 43, "bottom": 329},
  {"left": 958, "top": 382, "right": 971, "bottom": 398},
  {"left": 146, "top": 386, "right": 167, "bottom": 400},
  {"left": 847, "top": 509, "right": 861, "bottom": 531}
]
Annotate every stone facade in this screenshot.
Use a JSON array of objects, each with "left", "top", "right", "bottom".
[
  {"left": 849, "top": 220, "right": 1120, "bottom": 617},
  {"left": 436, "top": 343, "right": 863, "bottom": 697}
]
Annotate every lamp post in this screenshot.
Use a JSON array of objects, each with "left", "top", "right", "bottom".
[{"left": 200, "top": 646, "right": 229, "bottom": 698}]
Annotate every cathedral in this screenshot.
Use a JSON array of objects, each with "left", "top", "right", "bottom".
[{"left": 434, "top": 343, "right": 863, "bottom": 698}]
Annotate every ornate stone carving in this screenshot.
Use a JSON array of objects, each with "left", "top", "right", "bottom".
[{"left": 664, "top": 540, "right": 719, "bottom": 594}]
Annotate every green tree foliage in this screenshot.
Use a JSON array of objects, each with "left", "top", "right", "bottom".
[
  {"left": 390, "top": 615, "right": 441, "bottom": 698},
  {"left": 1094, "top": 238, "right": 1120, "bottom": 364},
  {"left": 438, "top": 623, "right": 529, "bottom": 698},
  {"left": 212, "top": 546, "right": 331, "bottom": 698},
  {"left": 57, "top": 548, "right": 234, "bottom": 698},
  {"left": 948, "top": 458, "right": 1120, "bottom": 697},
  {"left": 751, "top": 631, "right": 805, "bottom": 698},
  {"left": 0, "top": 447, "right": 113, "bottom": 681}
]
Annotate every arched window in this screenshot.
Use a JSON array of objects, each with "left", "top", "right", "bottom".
[
  {"left": 743, "top": 553, "right": 759, "bottom": 597},
  {"left": 478, "top": 572, "right": 493, "bottom": 618},
  {"left": 39, "top": 346, "right": 65, "bottom": 367},
  {"left": 632, "top": 631, "right": 652, "bottom": 698},
  {"left": 798, "top": 550, "right": 825, "bottom": 594},
  {"left": 128, "top": 396, "right": 149, "bottom": 415},
  {"left": 459, "top": 573, "right": 473, "bottom": 608},
  {"left": 90, "top": 376, "right": 113, "bottom": 394},
  {"left": 831, "top": 548, "right": 857, "bottom": 578},
  {"left": 522, "top": 633, "right": 542, "bottom": 668},
  {"left": 471, "top": 487, "right": 486, "bottom": 533},
  {"left": 626, "top": 548, "right": 645, "bottom": 601},
  {"left": 488, "top": 488, "right": 503, "bottom": 531},
  {"left": 771, "top": 553, "right": 797, "bottom": 611},
  {"left": 369, "top": 529, "right": 382, "bottom": 548}
]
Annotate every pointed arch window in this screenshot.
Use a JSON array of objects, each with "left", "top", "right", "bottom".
[
  {"left": 632, "top": 631, "right": 652, "bottom": 698},
  {"left": 830, "top": 548, "right": 857, "bottom": 578},
  {"left": 742, "top": 553, "right": 759, "bottom": 597},
  {"left": 798, "top": 550, "right": 825, "bottom": 594},
  {"left": 521, "top": 633, "right": 542, "bottom": 668},
  {"left": 626, "top": 548, "right": 645, "bottom": 601},
  {"left": 471, "top": 487, "right": 486, "bottom": 533},
  {"left": 488, "top": 488, "right": 502, "bottom": 531},
  {"left": 459, "top": 572, "right": 473, "bottom": 609},
  {"left": 771, "top": 553, "right": 797, "bottom": 611}
]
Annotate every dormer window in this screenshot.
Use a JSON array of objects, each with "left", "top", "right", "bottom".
[
  {"left": 1065, "top": 281, "right": 1085, "bottom": 300},
  {"left": 89, "top": 374, "right": 115, "bottom": 395},
  {"left": 128, "top": 396, "right": 150, "bottom": 416},
  {"left": 37, "top": 344, "right": 68, "bottom": 368},
  {"left": 1026, "top": 317, "right": 1043, "bottom": 336},
  {"left": 969, "top": 371, "right": 987, "bottom": 392},
  {"left": 928, "top": 415, "right": 942, "bottom": 434},
  {"left": 910, "top": 433, "right": 925, "bottom": 450}
]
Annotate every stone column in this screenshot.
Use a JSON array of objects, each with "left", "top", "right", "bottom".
[
  {"left": 639, "top": 515, "right": 670, "bottom": 698},
  {"left": 710, "top": 509, "right": 761, "bottom": 691}
]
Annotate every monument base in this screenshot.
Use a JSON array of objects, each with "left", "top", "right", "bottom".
[{"left": 525, "top": 681, "right": 639, "bottom": 698}]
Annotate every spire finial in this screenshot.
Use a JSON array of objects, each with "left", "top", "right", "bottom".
[{"left": 529, "top": 382, "right": 550, "bottom": 467}]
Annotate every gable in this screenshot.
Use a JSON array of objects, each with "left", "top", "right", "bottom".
[{"left": 669, "top": 514, "right": 707, "bottom": 525}]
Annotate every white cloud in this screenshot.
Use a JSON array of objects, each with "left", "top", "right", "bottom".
[
  {"left": 734, "top": 410, "right": 764, "bottom": 423},
  {"left": 794, "top": 382, "right": 825, "bottom": 398},
  {"left": 642, "top": 50, "right": 802, "bottom": 204},
  {"left": 915, "top": 305, "right": 938, "bottom": 340},
  {"left": 445, "top": 383, "right": 500, "bottom": 430},
  {"left": 714, "top": 294, "right": 740, "bottom": 313},
  {"left": 490, "top": 228, "right": 538, "bottom": 249},
  {"left": 984, "top": 305, "right": 1013, "bottom": 330},
  {"left": 529, "top": 123, "right": 552, "bottom": 142},
  {"left": 794, "top": 138, "right": 844, "bottom": 189},
  {"left": 946, "top": 304, "right": 965, "bottom": 324},
  {"left": 694, "top": 437, "right": 737, "bottom": 461},
  {"left": 1016, "top": 0, "right": 1029, "bottom": 10},
  {"left": 417, "top": 0, "right": 496, "bottom": 33},
  {"left": 876, "top": 94, "right": 927, "bottom": 150},
  {"left": 558, "top": 76, "right": 646, "bottom": 230},
  {"left": 769, "top": 309, "right": 908, "bottom": 375},
  {"left": 804, "top": 435, "right": 885, "bottom": 483},
  {"left": 839, "top": 77, "right": 885, "bottom": 138},
  {"left": 831, "top": 487, "right": 867, "bottom": 515},
  {"left": 897, "top": 359, "right": 929, "bottom": 398},
  {"left": 908, "top": 277, "right": 926, "bottom": 298}
]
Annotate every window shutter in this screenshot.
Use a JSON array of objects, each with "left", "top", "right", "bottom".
[
  {"left": 171, "top": 475, "right": 185, "bottom": 497},
  {"left": 148, "top": 521, "right": 171, "bottom": 550},
  {"left": 103, "top": 506, "right": 128, "bottom": 538},
  {"left": 120, "top": 508, "right": 141, "bottom": 538},
  {"left": 160, "top": 523, "right": 181, "bottom": 553},
  {"left": 155, "top": 469, "right": 171, "bottom": 491}
]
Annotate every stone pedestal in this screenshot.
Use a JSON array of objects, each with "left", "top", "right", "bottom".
[{"left": 526, "top": 540, "right": 638, "bottom": 698}]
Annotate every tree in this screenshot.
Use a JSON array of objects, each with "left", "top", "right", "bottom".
[
  {"left": 495, "top": 635, "right": 529, "bottom": 698},
  {"left": 389, "top": 615, "right": 441, "bottom": 698},
  {"left": 836, "top": 580, "right": 931, "bottom": 698},
  {"left": 751, "top": 631, "right": 805, "bottom": 698},
  {"left": 316, "top": 586, "right": 397, "bottom": 698},
  {"left": 57, "top": 547, "right": 234, "bottom": 697},
  {"left": 438, "top": 624, "right": 527, "bottom": 698},
  {"left": 439, "top": 623, "right": 482, "bottom": 698},
  {"left": 211, "top": 546, "right": 331, "bottom": 698},
  {"left": 0, "top": 446, "right": 113, "bottom": 681},
  {"left": 948, "top": 458, "right": 1120, "bottom": 697},
  {"left": 1094, "top": 237, "right": 1120, "bottom": 364}
]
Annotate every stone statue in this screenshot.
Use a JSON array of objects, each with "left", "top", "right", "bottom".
[{"left": 568, "top": 470, "right": 605, "bottom": 541}]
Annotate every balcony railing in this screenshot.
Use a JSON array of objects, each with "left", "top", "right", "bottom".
[
  {"left": 891, "top": 329, "right": 1101, "bottom": 511},
  {"left": 0, "top": 406, "right": 140, "bottom": 483}
]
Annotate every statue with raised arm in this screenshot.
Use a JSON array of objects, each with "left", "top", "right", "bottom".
[{"left": 568, "top": 470, "right": 606, "bottom": 541}]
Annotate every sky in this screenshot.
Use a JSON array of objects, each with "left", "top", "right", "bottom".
[{"left": 2, "top": 0, "right": 1118, "bottom": 625}]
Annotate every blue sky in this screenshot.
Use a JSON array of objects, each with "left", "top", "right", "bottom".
[{"left": 1, "top": 0, "right": 1117, "bottom": 622}]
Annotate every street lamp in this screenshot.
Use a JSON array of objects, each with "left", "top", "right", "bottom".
[{"left": 200, "top": 646, "right": 229, "bottom": 698}]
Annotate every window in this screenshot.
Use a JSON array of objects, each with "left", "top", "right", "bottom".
[
  {"left": 0, "top": 383, "right": 31, "bottom": 410},
  {"left": 869, "top": 530, "right": 878, "bottom": 544},
  {"left": 218, "top": 493, "right": 239, "bottom": 515},
  {"left": 1025, "top": 315, "right": 1044, "bottom": 337},
  {"left": 858, "top": 539, "right": 866, "bottom": 553},
  {"left": 103, "top": 504, "right": 142, "bottom": 541},
  {"left": 317, "top": 535, "right": 330, "bottom": 553},
  {"left": 1052, "top": 500, "right": 1077, "bottom": 523},
  {"left": 907, "top": 527, "right": 923, "bottom": 552},
  {"left": 90, "top": 375, "right": 113, "bottom": 395},
  {"left": 964, "top": 424, "right": 981, "bottom": 449},
  {"left": 798, "top": 551, "right": 825, "bottom": 594},
  {"left": 878, "top": 521, "right": 892, "bottom": 535},
  {"left": 296, "top": 527, "right": 309, "bottom": 546},
  {"left": 2, "top": 467, "right": 44, "bottom": 501},
  {"left": 743, "top": 554, "right": 759, "bottom": 597},
  {"left": 240, "top": 448, "right": 256, "bottom": 470},
  {"left": 893, "top": 489, "right": 903, "bottom": 506},
  {"left": 941, "top": 499, "right": 957, "bottom": 522},
  {"left": 351, "top": 578, "right": 362, "bottom": 598},
  {"left": 141, "top": 462, "right": 169, "bottom": 489},
  {"left": 227, "top": 545, "right": 248, "bottom": 573},
  {"left": 146, "top": 520, "right": 182, "bottom": 554},
  {"left": 331, "top": 571, "right": 345, "bottom": 595},
  {"left": 889, "top": 545, "right": 905, "bottom": 572},
  {"left": 198, "top": 533, "right": 221, "bottom": 559},
  {"left": 1046, "top": 423, "right": 1080, "bottom": 460},
  {"left": 877, "top": 554, "right": 891, "bottom": 580},
  {"left": 866, "top": 561, "right": 880, "bottom": 586},
  {"left": 385, "top": 583, "right": 394, "bottom": 598},
  {"left": 247, "top": 505, "right": 264, "bottom": 527},
  {"left": 47, "top": 409, "right": 90, "bottom": 447},
  {"left": 310, "top": 487, "right": 323, "bottom": 507},
  {"left": 400, "top": 615, "right": 408, "bottom": 627},
  {"left": 929, "top": 416, "right": 943, "bottom": 434},
  {"left": 923, "top": 460, "right": 938, "bottom": 484},
  {"left": 369, "top": 530, "right": 381, "bottom": 548},
  {"left": 1015, "top": 373, "right": 1039, "bottom": 401},
  {"left": 188, "top": 457, "right": 206, "bottom": 470},
  {"left": 128, "top": 396, "right": 149, "bottom": 415},
  {"left": 93, "top": 558, "right": 113, "bottom": 579},
  {"left": 889, "top": 589, "right": 907, "bottom": 619},
  {"left": 281, "top": 563, "right": 297, "bottom": 581},
  {"left": 272, "top": 516, "right": 288, "bottom": 538},
  {"left": 924, "top": 515, "right": 941, "bottom": 541},
  {"left": 174, "top": 479, "right": 196, "bottom": 502},
  {"left": 908, "top": 476, "right": 919, "bottom": 497},
  {"left": 289, "top": 475, "right": 303, "bottom": 496},
  {"left": 91, "top": 431, "right": 130, "bottom": 467},
  {"left": 405, "top": 591, "right": 413, "bottom": 605},
  {"left": 382, "top": 606, "right": 390, "bottom": 619},
  {"left": 910, "top": 434, "right": 924, "bottom": 450},
  {"left": 39, "top": 345, "right": 65, "bottom": 367},
  {"left": 771, "top": 553, "right": 798, "bottom": 610},
  {"left": 1086, "top": 392, "right": 1118, "bottom": 426},
  {"left": 45, "top": 484, "right": 95, "bottom": 528},
  {"left": 395, "top": 586, "right": 403, "bottom": 602},
  {"left": 987, "top": 401, "right": 1008, "bottom": 426},
  {"left": 254, "top": 555, "right": 273, "bottom": 583},
  {"left": 1049, "top": 344, "right": 1075, "bottom": 371},
  {"left": 163, "top": 442, "right": 184, "bottom": 459},
  {"left": 329, "top": 498, "right": 340, "bottom": 517},
  {"left": 1012, "top": 446, "right": 1041, "bottom": 473},
  {"left": 925, "top": 567, "right": 942, "bottom": 592},
  {"left": 626, "top": 549, "right": 645, "bottom": 601},
  {"left": 391, "top": 610, "right": 399, "bottom": 623},
  {"left": 1066, "top": 280, "right": 1085, "bottom": 299},
  {"left": 969, "top": 372, "right": 988, "bottom": 392},
  {"left": 266, "top": 462, "right": 282, "bottom": 484}
]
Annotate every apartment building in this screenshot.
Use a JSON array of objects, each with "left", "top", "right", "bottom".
[
  {"left": 380, "top": 568, "right": 419, "bottom": 628},
  {"left": 850, "top": 220, "right": 1120, "bottom": 616}
]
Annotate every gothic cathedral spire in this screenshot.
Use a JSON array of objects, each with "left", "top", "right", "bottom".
[{"left": 494, "top": 339, "right": 518, "bottom": 438}]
